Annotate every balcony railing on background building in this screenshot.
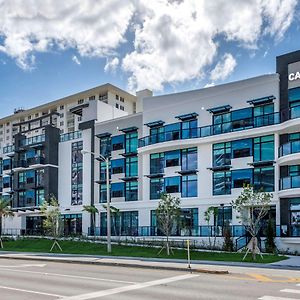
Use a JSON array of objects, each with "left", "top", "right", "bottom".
[
  {"left": 60, "top": 131, "right": 82, "bottom": 142},
  {"left": 279, "top": 140, "right": 300, "bottom": 157}
]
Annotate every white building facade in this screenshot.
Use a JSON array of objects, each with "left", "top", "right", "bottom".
[{"left": 2, "top": 51, "right": 300, "bottom": 253}]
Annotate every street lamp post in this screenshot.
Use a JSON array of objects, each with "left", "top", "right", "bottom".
[{"left": 81, "top": 150, "right": 111, "bottom": 253}]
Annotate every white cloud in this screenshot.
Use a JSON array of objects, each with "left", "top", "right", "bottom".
[
  {"left": 210, "top": 53, "right": 237, "bottom": 82},
  {"left": 0, "top": 0, "right": 297, "bottom": 89},
  {"left": 122, "top": 0, "right": 297, "bottom": 91},
  {"left": 104, "top": 57, "right": 119, "bottom": 73},
  {"left": 0, "top": 0, "right": 135, "bottom": 70},
  {"left": 72, "top": 55, "right": 81, "bottom": 65}
]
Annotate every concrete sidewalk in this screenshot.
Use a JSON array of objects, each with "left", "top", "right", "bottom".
[{"left": 0, "top": 251, "right": 299, "bottom": 274}]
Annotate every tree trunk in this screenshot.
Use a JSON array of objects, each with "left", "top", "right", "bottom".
[
  {"left": 0, "top": 215, "right": 2, "bottom": 249},
  {"left": 252, "top": 236, "right": 256, "bottom": 261},
  {"left": 166, "top": 234, "right": 170, "bottom": 256}
]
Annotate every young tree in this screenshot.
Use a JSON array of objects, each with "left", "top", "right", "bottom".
[
  {"left": 223, "top": 221, "right": 234, "bottom": 252},
  {"left": 156, "top": 193, "right": 180, "bottom": 256},
  {"left": 0, "top": 198, "right": 14, "bottom": 248},
  {"left": 265, "top": 218, "right": 276, "bottom": 254},
  {"left": 204, "top": 206, "right": 219, "bottom": 249},
  {"left": 83, "top": 205, "right": 99, "bottom": 236},
  {"left": 102, "top": 204, "right": 120, "bottom": 237},
  {"left": 40, "top": 195, "right": 63, "bottom": 251},
  {"left": 232, "top": 186, "right": 272, "bottom": 260}
]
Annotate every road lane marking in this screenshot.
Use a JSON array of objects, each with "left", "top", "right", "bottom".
[
  {"left": 0, "top": 285, "right": 63, "bottom": 298},
  {"left": 0, "top": 263, "right": 46, "bottom": 268},
  {"left": 0, "top": 269, "right": 136, "bottom": 284},
  {"left": 248, "top": 274, "right": 273, "bottom": 282},
  {"left": 61, "top": 273, "right": 199, "bottom": 300},
  {"left": 281, "top": 289, "right": 300, "bottom": 294},
  {"left": 0, "top": 267, "right": 136, "bottom": 284},
  {"left": 259, "top": 296, "right": 299, "bottom": 300}
]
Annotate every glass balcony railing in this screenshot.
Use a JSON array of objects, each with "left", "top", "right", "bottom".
[
  {"left": 60, "top": 131, "right": 82, "bottom": 142},
  {"left": 279, "top": 140, "right": 300, "bottom": 157},
  {"left": 3, "top": 144, "right": 15, "bottom": 154},
  {"left": 280, "top": 175, "right": 300, "bottom": 190},
  {"left": 139, "top": 112, "right": 280, "bottom": 147},
  {"left": 20, "top": 134, "right": 45, "bottom": 146}
]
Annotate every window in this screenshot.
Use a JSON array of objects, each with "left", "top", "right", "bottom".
[
  {"left": 60, "top": 113, "right": 64, "bottom": 118},
  {"left": 182, "top": 119, "right": 197, "bottom": 139},
  {"left": 213, "top": 112, "right": 231, "bottom": 134},
  {"left": 253, "top": 103, "right": 274, "bottom": 117},
  {"left": 231, "top": 107, "right": 253, "bottom": 130},
  {"left": 150, "top": 178, "right": 164, "bottom": 199},
  {"left": 100, "top": 161, "right": 111, "bottom": 181},
  {"left": 120, "top": 97, "right": 125, "bottom": 102},
  {"left": 150, "top": 153, "right": 164, "bottom": 174},
  {"left": 71, "top": 141, "right": 83, "bottom": 205},
  {"left": 289, "top": 165, "right": 300, "bottom": 177},
  {"left": 100, "top": 136, "right": 111, "bottom": 157},
  {"left": 2, "top": 159, "right": 11, "bottom": 170},
  {"left": 116, "top": 95, "right": 119, "bottom": 100},
  {"left": 3, "top": 176, "right": 11, "bottom": 189},
  {"left": 78, "top": 99, "right": 84, "bottom": 104},
  {"left": 254, "top": 135, "right": 274, "bottom": 162},
  {"left": 99, "top": 184, "right": 107, "bottom": 203},
  {"left": 60, "top": 121, "right": 64, "bottom": 126},
  {"left": 89, "top": 95, "right": 95, "bottom": 100},
  {"left": 120, "top": 105, "right": 125, "bottom": 111},
  {"left": 60, "top": 105, "right": 64, "bottom": 110},
  {"left": 231, "top": 169, "right": 253, "bottom": 188},
  {"left": 254, "top": 167, "right": 274, "bottom": 192},
  {"left": 111, "top": 159, "right": 125, "bottom": 174},
  {"left": 231, "top": 138, "right": 252, "bottom": 159},
  {"left": 164, "top": 176, "right": 181, "bottom": 193},
  {"left": 213, "top": 171, "right": 231, "bottom": 195},
  {"left": 111, "top": 182, "right": 125, "bottom": 198},
  {"left": 111, "top": 135, "right": 124, "bottom": 151},
  {"left": 165, "top": 123, "right": 181, "bottom": 141},
  {"left": 165, "top": 150, "right": 180, "bottom": 167},
  {"left": 182, "top": 175, "right": 197, "bottom": 197},
  {"left": 36, "top": 189, "right": 45, "bottom": 205},
  {"left": 125, "top": 181, "right": 138, "bottom": 201},
  {"left": 126, "top": 156, "right": 138, "bottom": 177},
  {"left": 115, "top": 103, "right": 119, "bottom": 109},
  {"left": 25, "top": 189, "right": 35, "bottom": 207},
  {"left": 213, "top": 143, "right": 231, "bottom": 167},
  {"left": 181, "top": 147, "right": 197, "bottom": 171},
  {"left": 36, "top": 169, "right": 45, "bottom": 186},
  {"left": 125, "top": 131, "right": 138, "bottom": 153},
  {"left": 150, "top": 126, "right": 164, "bottom": 143},
  {"left": 26, "top": 170, "right": 35, "bottom": 184},
  {"left": 99, "top": 93, "right": 108, "bottom": 101},
  {"left": 216, "top": 206, "right": 232, "bottom": 226}
]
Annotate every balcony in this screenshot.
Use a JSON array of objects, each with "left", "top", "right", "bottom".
[
  {"left": 279, "top": 140, "right": 300, "bottom": 157},
  {"left": 60, "top": 131, "right": 82, "bottom": 142},
  {"left": 139, "top": 112, "right": 280, "bottom": 148},
  {"left": 27, "top": 156, "right": 45, "bottom": 166},
  {"left": 20, "top": 134, "right": 45, "bottom": 147}
]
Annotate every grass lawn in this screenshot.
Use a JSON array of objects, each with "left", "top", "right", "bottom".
[{"left": 0, "top": 238, "right": 287, "bottom": 264}]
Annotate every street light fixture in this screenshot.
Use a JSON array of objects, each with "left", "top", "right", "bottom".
[{"left": 81, "top": 149, "right": 111, "bottom": 253}]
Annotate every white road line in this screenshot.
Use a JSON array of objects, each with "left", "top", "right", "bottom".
[
  {"left": 259, "top": 296, "right": 299, "bottom": 300},
  {"left": 0, "top": 264, "right": 46, "bottom": 268},
  {"left": 0, "top": 285, "right": 63, "bottom": 298},
  {"left": 61, "top": 273, "right": 199, "bottom": 300},
  {"left": 281, "top": 289, "right": 300, "bottom": 294},
  {"left": 0, "top": 267, "right": 136, "bottom": 284}
]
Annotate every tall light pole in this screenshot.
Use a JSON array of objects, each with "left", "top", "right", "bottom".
[{"left": 81, "top": 150, "right": 111, "bottom": 253}]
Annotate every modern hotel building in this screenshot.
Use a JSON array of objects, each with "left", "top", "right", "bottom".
[{"left": 1, "top": 50, "right": 300, "bottom": 252}]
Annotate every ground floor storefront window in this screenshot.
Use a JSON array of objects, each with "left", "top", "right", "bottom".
[{"left": 62, "top": 214, "right": 82, "bottom": 236}]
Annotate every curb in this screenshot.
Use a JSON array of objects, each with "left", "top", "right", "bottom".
[{"left": 0, "top": 255, "right": 229, "bottom": 275}]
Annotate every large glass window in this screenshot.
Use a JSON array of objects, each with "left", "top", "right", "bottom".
[
  {"left": 165, "top": 150, "right": 180, "bottom": 167},
  {"left": 254, "top": 167, "right": 274, "bottom": 192},
  {"left": 181, "top": 148, "right": 197, "bottom": 171},
  {"left": 125, "top": 131, "right": 138, "bottom": 153},
  {"left": 213, "top": 142, "right": 231, "bottom": 167},
  {"left": 182, "top": 175, "right": 197, "bottom": 197},
  {"left": 2, "top": 159, "right": 11, "bottom": 171},
  {"left": 213, "top": 171, "right": 231, "bottom": 195},
  {"left": 213, "top": 112, "right": 231, "bottom": 134},
  {"left": 100, "top": 161, "right": 111, "bottom": 181},
  {"left": 165, "top": 123, "right": 181, "bottom": 141},
  {"left": 111, "top": 159, "right": 125, "bottom": 174},
  {"left": 150, "top": 126, "right": 164, "bottom": 143},
  {"left": 100, "top": 136, "right": 111, "bottom": 157},
  {"left": 3, "top": 176, "right": 11, "bottom": 189},
  {"left": 290, "top": 198, "right": 300, "bottom": 237},
  {"left": 150, "top": 153, "right": 164, "bottom": 174},
  {"left": 18, "top": 172, "right": 26, "bottom": 188},
  {"left": 99, "top": 184, "right": 107, "bottom": 203},
  {"left": 182, "top": 119, "right": 197, "bottom": 139},
  {"left": 231, "top": 107, "right": 253, "bottom": 130},
  {"left": 125, "top": 181, "right": 138, "bottom": 201},
  {"left": 111, "top": 135, "right": 125, "bottom": 151},
  {"left": 254, "top": 103, "right": 274, "bottom": 117},
  {"left": 164, "top": 176, "right": 181, "bottom": 193},
  {"left": 126, "top": 156, "right": 138, "bottom": 177},
  {"left": 216, "top": 206, "right": 232, "bottom": 226},
  {"left": 35, "top": 189, "right": 45, "bottom": 205},
  {"left": 26, "top": 170, "right": 35, "bottom": 184},
  {"left": 231, "top": 139, "right": 252, "bottom": 159},
  {"left": 150, "top": 178, "right": 164, "bottom": 200},
  {"left": 71, "top": 141, "right": 83, "bottom": 205},
  {"left": 254, "top": 135, "right": 274, "bottom": 162},
  {"left": 231, "top": 169, "right": 253, "bottom": 188},
  {"left": 111, "top": 182, "right": 125, "bottom": 198},
  {"left": 25, "top": 189, "right": 35, "bottom": 207},
  {"left": 36, "top": 169, "right": 45, "bottom": 186}
]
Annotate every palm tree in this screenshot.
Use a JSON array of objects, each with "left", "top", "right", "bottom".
[
  {"left": 83, "top": 205, "right": 99, "bottom": 236},
  {"left": 0, "top": 198, "right": 14, "bottom": 248}
]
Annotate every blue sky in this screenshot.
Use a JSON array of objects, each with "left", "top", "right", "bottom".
[{"left": 0, "top": 1, "right": 299, "bottom": 118}]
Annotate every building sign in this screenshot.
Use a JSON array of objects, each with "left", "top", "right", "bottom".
[{"left": 288, "top": 61, "right": 300, "bottom": 89}]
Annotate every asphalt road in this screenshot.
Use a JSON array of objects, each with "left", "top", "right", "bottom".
[{"left": 0, "top": 258, "right": 300, "bottom": 300}]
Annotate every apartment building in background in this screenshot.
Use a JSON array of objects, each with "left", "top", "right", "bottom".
[{"left": 1, "top": 50, "right": 300, "bottom": 253}]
